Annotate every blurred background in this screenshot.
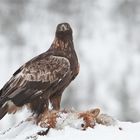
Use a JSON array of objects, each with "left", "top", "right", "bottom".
[{"left": 0, "top": 0, "right": 140, "bottom": 129}]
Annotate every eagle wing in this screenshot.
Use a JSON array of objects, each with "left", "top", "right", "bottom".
[{"left": 0, "top": 54, "right": 70, "bottom": 106}]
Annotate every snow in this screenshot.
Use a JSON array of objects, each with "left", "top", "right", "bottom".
[
  {"left": 0, "top": 117, "right": 140, "bottom": 140},
  {"left": 0, "top": 109, "right": 140, "bottom": 140}
]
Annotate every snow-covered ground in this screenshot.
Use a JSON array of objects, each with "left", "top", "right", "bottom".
[
  {"left": 0, "top": 111, "right": 139, "bottom": 140},
  {"left": 0, "top": 108, "right": 139, "bottom": 140}
]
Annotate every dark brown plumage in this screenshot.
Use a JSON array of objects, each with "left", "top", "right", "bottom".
[{"left": 0, "top": 23, "right": 79, "bottom": 120}]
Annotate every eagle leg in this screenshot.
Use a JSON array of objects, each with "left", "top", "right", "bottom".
[
  {"left": 49, "top": 93, "right": 62, "bottom": 110},
  {"left": 29, "top": 97, "right": 49, "bottom": 115}
]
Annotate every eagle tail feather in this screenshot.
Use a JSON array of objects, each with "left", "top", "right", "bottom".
[
  {"left": 0, "top": 103, "right": 8, "bottom": 120},
  {"left": 0, "top": 89, "right": 1, "bottom": 93},
  {"left": 0, "top": 89, "right": 8, "bottom": 120}
]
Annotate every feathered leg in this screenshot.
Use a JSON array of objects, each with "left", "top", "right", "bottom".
[{"left": 49, "top": 93, "right": 62, "bottom": 110}]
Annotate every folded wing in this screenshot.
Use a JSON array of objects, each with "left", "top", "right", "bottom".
[{"left": 0, "top": 54, "right": 70, "bottom": 106}]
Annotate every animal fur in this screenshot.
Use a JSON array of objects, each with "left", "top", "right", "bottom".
[{"left": 36, "top": 108, "right": 117, "bottom": 130}]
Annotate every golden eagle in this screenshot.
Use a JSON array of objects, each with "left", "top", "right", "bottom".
[{"left": 0, "top": 23, "right": 79, "bottom": 119}]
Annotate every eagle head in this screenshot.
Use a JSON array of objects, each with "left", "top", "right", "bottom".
[{"left": 55, "top": 23, "right": 72, "bottom": 39}]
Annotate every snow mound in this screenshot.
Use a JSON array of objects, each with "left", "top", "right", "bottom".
[
  {"left": 0, "top": 120, "right": 140, "bottom": 140},
  {"left": 0, "top": 108, "right": 140, "bottom": 140}
]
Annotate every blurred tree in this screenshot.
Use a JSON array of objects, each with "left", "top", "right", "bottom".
[
  {"left": 112, "top": 0, "right": 140, "bottom": 51},
  {"left": 1, "top": 0, "right": 140, "bottom": 123},
  {"left": 0, "top": 0, "right": 26, "bottom": 46}
]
